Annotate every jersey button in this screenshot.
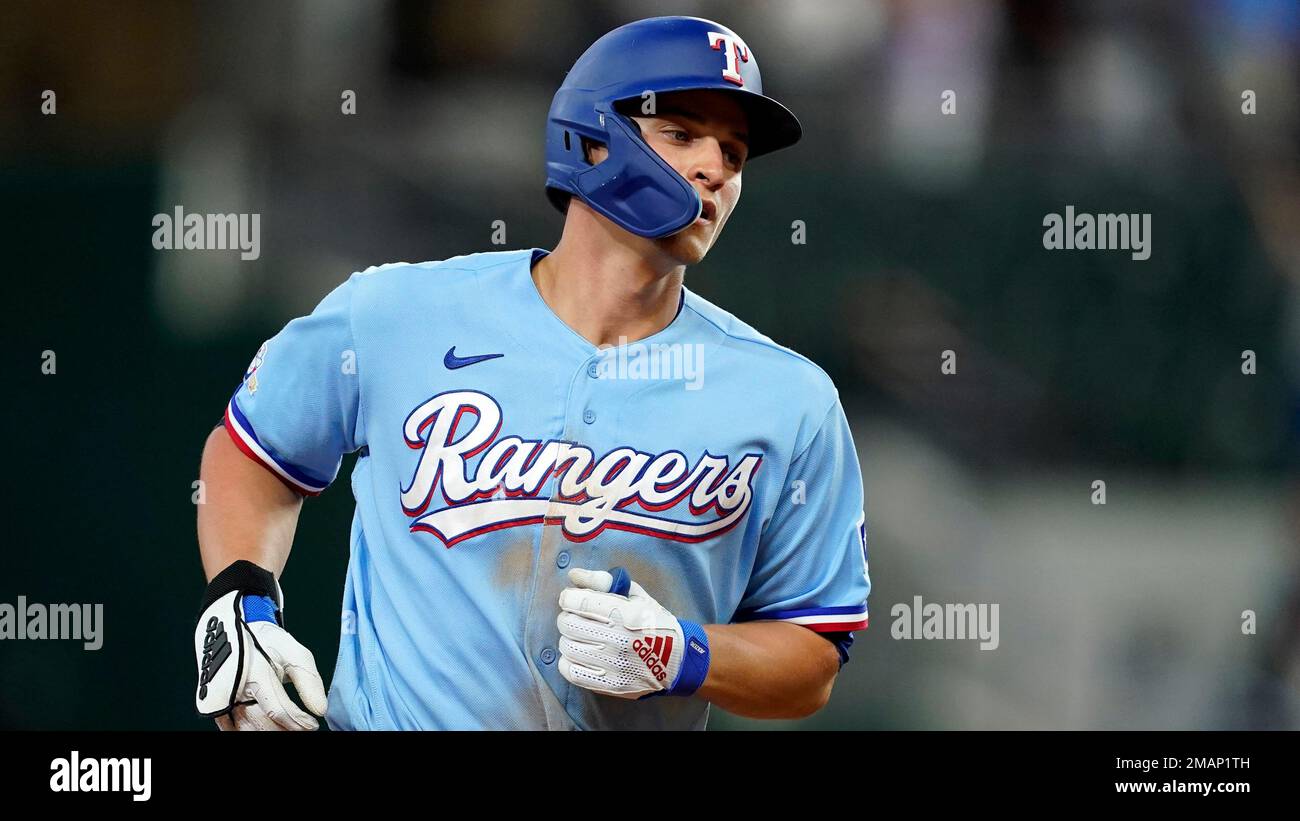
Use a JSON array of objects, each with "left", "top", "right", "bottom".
[
  {"left": 556, "top": 551, "right": 570, "bottom": 569},
  {"left": 587, "top": 362, "right": 600, "bottom": 378},
  {"left": 583, "top": 409, "right": 596, "bottom": 424},
  {"left": 540, "top": 647, "right": 556, "bottom": 665}
]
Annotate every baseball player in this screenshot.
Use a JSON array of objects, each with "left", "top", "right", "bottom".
[{"left": 194, "top": 15, "right": 870, "bottom": 731}]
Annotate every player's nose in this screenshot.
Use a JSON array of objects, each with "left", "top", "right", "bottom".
[{"left": 687, "top": 138, "right": 728, "bottom": 190}]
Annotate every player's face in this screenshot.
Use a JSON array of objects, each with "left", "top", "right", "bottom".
[{"left": 592, "top": 90, "right": 749, "bottom": 266}]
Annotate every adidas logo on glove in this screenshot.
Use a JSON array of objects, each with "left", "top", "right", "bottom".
[{"left": 632, "top": 635, "right": 675, "bottom": 681}]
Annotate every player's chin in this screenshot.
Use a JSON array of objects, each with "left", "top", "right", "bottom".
[{"left": 656, "top": 223, "right": 717, "bottom": 266}]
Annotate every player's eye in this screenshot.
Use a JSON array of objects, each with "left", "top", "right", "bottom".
[{"left": 665, "top": 128, "right": 691, "bottom": 142}]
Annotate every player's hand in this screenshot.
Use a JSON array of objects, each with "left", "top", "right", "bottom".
[
  {"left": 213, "top": 620, "right": 328, "bottom": 731},
  {"left": 195, "top": 560, "right": 328, "bottom": 730},
  {"left": 556, "top": 567, "right": 710, "bottom": 700}
]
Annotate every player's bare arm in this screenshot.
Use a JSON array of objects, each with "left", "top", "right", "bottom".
[
  {"left": 194, "top": 427, "right": 328, "bottom": 731},
  {"left": 197, "top": 426, "right": 302, "bottom": 580},
  {"left": 696, "top": 622, "right": 841, "bottom": 719}
]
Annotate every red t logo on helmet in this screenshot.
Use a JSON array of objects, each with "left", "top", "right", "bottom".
[{"left": 707, "top": 31, "right": 749, "bottom": 87}]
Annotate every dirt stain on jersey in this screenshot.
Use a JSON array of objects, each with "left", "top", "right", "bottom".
[
  {"left": 491, "top": 533, "right": 540, "bottom": 591},
  {"left": 599, "top": 554, "right": 689, "bottom": 620}
]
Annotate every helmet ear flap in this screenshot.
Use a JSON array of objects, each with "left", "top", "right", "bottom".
[{"left": 568, "top": 108, "right": 702, "bottom": 238}]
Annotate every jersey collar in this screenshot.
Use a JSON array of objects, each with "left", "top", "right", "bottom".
[{"left": 522, "top": 248, "right": 692, "bottom": 360}]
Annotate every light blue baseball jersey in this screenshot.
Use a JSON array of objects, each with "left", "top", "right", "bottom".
[{"left": 222, "top": 248, "right": 870, "bottom": 730}]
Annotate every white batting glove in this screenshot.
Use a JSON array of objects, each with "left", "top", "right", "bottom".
[
  {"left": 556, "top": 567, "right": 710, "bottom": 699},
  {"left": 195, "top": 561, "right": 328, "bottom": 731}
]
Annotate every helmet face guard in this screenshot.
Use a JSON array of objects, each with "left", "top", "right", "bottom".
[
  {"left": 544, "top": 16, "right": 802, "bottom": 239},
  {"left": 565, "top": 102, "right": 702, "bottom": 239}
]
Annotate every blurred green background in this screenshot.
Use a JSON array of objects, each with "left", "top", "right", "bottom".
[{"left": 3, "top": 0, "right": 1299, "bottom": 729}]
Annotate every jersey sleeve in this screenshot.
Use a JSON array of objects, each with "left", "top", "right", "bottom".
[
  {"left": 732, "top": 396, "right": 871, "bottom": 658},
  {"left": 222, "top": 274, "right": 363, "bottom": 496}
]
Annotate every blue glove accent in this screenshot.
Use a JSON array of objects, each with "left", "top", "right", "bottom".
[
  {"left": 607, "top": 566, "right": 632, "bottom": 597},
  {"left": 664, "top": 619, "right": 710, "bottom": 697},
  {"left": 242, "top": 594, "right": 278, "bottom": 624}
]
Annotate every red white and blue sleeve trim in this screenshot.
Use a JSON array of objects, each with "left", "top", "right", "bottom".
[
  {"left": 735, "top": 604, "right": 869, "bottom": 632},
  {"left": 223, "top": 395, "right": 331, "bottom": 496}
]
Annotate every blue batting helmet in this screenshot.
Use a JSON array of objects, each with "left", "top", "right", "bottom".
[{"left": 544, "top": 16, "right": 803, "bottom": 238}]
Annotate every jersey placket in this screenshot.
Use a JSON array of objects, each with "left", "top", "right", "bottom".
[{"left": 522, "top": 348, "right": 617, "bottom": 724}]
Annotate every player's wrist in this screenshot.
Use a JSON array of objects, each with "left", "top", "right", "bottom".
[
  {"left": 199, "top": 559, "right": 280, "bottom": 614},
  {"left": 199, "top": 560, "right": 286, "bottom": 626},
  {"left": 665, "top": 618, "right": 710, "bottom": 696}
]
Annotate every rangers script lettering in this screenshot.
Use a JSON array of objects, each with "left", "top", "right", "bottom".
[{"left": 400, "top": 390, "right": 762, "bottom": 545}]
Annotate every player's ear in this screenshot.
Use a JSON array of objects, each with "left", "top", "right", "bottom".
[{"left": 580, "top": 136, "right": 608, "bottom": 166}]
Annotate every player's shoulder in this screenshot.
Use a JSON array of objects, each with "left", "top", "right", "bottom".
[
  {"left": 683, "top": 289, "right": 841, "bottom": 411},
  {"left": 338, "top": 248, "right": 534, "bottom": 312},
  {"left": 348, "top": 248, "right": 531, "bottom": 288}
]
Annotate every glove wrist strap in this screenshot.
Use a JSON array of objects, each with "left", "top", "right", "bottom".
[
  {"left": 200, "top": 559, "right": 278, "bottom": 607},
  {"left": 199, "top": 560, "right": 281, "bottom": 623},
  {"left": 666, "top": 619, "right": 710, "bottom": 697}
]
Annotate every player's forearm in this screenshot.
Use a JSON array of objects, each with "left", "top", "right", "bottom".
[
  {"left": 196, "top": 426, "right": 304, "bottom": 581},
  {"left": 696, "top": 621, "right": 840, "bottom": 719}
]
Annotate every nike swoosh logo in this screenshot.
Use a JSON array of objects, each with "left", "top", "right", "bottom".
[{"left": 444, "top": 347, "right": 504, "bottom": 370}]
